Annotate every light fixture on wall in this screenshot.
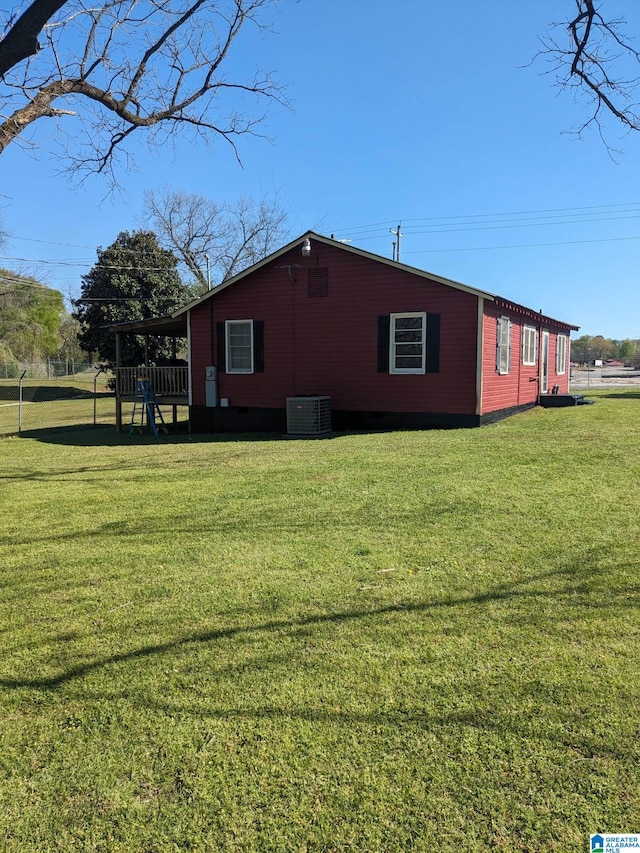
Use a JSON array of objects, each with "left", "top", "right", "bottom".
[{"left": 301, "top": 238, "right": 311, "bottom": 257}]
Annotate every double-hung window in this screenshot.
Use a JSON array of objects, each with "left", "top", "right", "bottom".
[
  {"left": 522, "top": 325, "right": 537, "bottom": 366},
  {"left": 556, "top": 334, "right": 567, "bottom": 375},
  {"left": 226, "top": 319, "right": 254, "bottom": 373},
  {"left": 389, "top": 312, "right": 426, "bottom": 374},
  {"left": 496, "top": 316, "right": 511, "bottom": 375}
]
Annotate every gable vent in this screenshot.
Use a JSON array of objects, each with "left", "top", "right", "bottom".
[{"left": 307, "top": 267, "right": 329, "bottom": 298}]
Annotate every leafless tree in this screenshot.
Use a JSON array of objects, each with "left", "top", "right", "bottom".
[
  {"left": 537, "top": 1, "right": 640, "bottom": 143},
  {"left": 144, "top": 186, "right": 288, "bottom": 289},
  {"left": 0, "top": 0, "right": 286, "bottom": 182}
]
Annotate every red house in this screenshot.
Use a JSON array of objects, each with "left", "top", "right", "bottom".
[{"left": 112, "top": 231, "right": 579, "bottom": 433}]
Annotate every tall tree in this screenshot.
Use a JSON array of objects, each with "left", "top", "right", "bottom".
[
  {"left": 0, "top": 0, "right": 285, "bottom": 182},
  {"left": 0, "top": 268, "right": 65, "bottom": 361},
  {"left": 144, "top": 188, "right": 288, "bottom": 291},
  {"left": 57, "top": 314, "right": 87, "bottom": 362},
  {"left": 73, "top": 230, "right": 190, "bottom": 366},
  {"left": 616, "top": 339, "right": 636, "bottom": 361}
]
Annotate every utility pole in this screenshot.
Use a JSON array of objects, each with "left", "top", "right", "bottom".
[
  {"left": 205, "top": 254, "right": 211, "bottom": 290},
  {"left": 390, "top": 222, "right": 403, "bottom": 262}
]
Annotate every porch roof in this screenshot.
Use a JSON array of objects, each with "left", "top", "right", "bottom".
[{"left": 106, "top": 315, "right": 187, "bottom": 337}]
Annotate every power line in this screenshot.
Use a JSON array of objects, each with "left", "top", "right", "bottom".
[
  {"left": 3, "top": 199, "right": 640, "bottom": 274},
  {"left": 0, "top": 255, "right": 179, "bottom": 272},
  {"left": 332, "top": 201, "right": 640, "bottom": 234},
  {"left": 401, "top": 201, "right": 640, "bottom": 223},
  {"left": 403, "top": 234, "right": 640, "bottom": 254}
]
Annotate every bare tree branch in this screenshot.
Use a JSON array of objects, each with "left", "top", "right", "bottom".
[
  {"left": 0, "top": 0, "right": 287, "bottom": 182},
  {"left": 0, "top": 0, "right": 69, "bottom": 77},
  {"left": 144, "top": 186, "right": 289, "bottom": 290},
  {"left": 535, "top": 0, "right": 640, "bottom": 145}
]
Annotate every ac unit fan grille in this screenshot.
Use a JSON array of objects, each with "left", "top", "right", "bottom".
[{"left": 286, "top": 396, "right": 332, "bottom": 435}]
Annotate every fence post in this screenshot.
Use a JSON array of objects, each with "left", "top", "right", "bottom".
[
  {"left": 93, "top": 366, "right": 106, "bottom": 426},
  {"left": 18, "top": 370, "right": 27, "bottom": 434}
]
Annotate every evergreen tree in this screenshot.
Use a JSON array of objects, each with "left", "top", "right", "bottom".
[{"left": 73, "top": 231, "right": 189, "bottom": 367}]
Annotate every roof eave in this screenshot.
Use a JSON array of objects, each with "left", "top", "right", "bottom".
[{"left": 492, "top": 296, "right": 580, "bottom": 332}]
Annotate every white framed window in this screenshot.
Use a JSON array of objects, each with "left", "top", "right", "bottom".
[
  {"left": 556, "top": 334, "right": 567, "bottom": 375},
  {"left": 522, "top": 325, "right": 537, "bottom": 366},
  {"left": 226, "top": 319, "right": 254, "bottom": 373},
  {"left": 389, "top": 312, "right": 426, "bottom": 374},
  {"left": 496, "top": 316, "right": 511, "bottom": 375}
]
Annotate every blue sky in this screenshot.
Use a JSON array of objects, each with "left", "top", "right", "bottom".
[{"left": 1, "top": 0, "right": 639, "bottom": 338}]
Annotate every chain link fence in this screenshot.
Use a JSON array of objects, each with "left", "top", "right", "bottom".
[
  {"left": 0, "top": 360, "right": 94, "bottom": 380},
  {"left": 0, "top": 367, "right": 115, "bottom": 436}
]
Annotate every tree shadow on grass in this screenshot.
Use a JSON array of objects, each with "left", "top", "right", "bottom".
[
  {"left": 597, "top": 391, "right": 640, "bottom": 399},
  {"left": 20, "top": 424, "right": 292, "bottom": 447},
  {"left": 1, "top": 548, "right": 634, "bottom": 691}
]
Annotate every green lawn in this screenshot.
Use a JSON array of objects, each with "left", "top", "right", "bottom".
[
  {"left": 0, "top": 373, "right": 115, "bottom": 436},
  {"left": 1, "top": 391, "right": 639, "bottom": 852}
]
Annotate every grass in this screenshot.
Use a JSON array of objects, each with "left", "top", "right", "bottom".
[
  {"left": 0, "top": 390, "right": 639, "bottom": 851},
  {"left": 0, "top": 373, "right": 115, "bottom": 436}
]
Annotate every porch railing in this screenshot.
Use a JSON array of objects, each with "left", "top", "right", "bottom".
[{"left": 115, "top": 366, "right": 188, "bottom": 398}]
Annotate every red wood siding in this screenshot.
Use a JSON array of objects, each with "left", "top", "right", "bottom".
[
  {"left": 190, "top": 243, "right": 480, "bottom": 415},
  {"left": 481, "top": 304, "right": 571, "bottom": 415}
]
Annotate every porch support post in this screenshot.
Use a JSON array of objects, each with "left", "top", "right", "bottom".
[
  {"left": 171, "top": 336, "right": 178, "bottom": 426},
  {"left": 115, "top": 332, "right": 122, "bottom": 432}
]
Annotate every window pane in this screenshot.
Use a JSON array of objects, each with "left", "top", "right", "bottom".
[
  {"left": 497, "top": 317, "right": 510, "bottom": 374},
  {"left": 390, "top": 313, "right": 425, "bottom": 373},
  {"left": 523, "top": 327, "right": 536, "bottom": 365},
  {"left": 229, "top": 328, "right": 251, "bottom": 345},
  {"left": 397, "top": 343, "right": 423, "bottom": 355},
  {"left": 396, "top": 356, "right": 423, "bottom": 368},
  {"left": 395, "top": 330, "right": 423, "bottom": 343},
  {"left": 395, "top": 317, "right": 423, "bottom": 330},
  {"left": 557, "top": 335, "right": 566, "bottom": 373},
  {"left": 230, "top": 352, "right": 252, "bottom": 370},
  {"left": 227, "top": 321, "right": 253, "bottom": 372}
]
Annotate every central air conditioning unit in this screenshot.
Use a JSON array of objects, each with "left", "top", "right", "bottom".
[{"left": 286, "top": 396, "right": 332, "bottom": 435}]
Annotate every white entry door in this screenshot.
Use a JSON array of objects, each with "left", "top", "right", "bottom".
[{"left": 541, "top": 331, "right": 549, "bottom": 394}]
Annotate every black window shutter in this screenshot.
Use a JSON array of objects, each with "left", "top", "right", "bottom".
[
  {"left": 216, "top": 322, "right": 226, "bottom": 373},
  {"left": 425, "top": 313, "right": 440, "bottom": 373},
  {"left": 253, "top": 320, "right": 264, "bottom": 372},
  {"left": 377, "top": 315, "right": 390, "bottom": 372}
]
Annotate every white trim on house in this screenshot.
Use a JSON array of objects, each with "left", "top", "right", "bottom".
[
  {"left": 522, "top": 325, "right": 537, "bottom": 366},
  {"left": 226, "top": 319, "right": 254, "bottom": 374},
  {"left": 476, "top": 297, "right": 484, "bottom": 415},
  {"left": 389, "top": 312, "right": 426, "bottom": 374},
  {"left": 541, "top": 330, "right": 550, "bottom": 393},
  {"left": 556, "top": 334, "right": 567, "bottom": 375},
  {"left": 497, "top": 316, "right": 511, "bottom": 375}
]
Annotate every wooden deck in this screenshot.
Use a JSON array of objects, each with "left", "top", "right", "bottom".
[
  {"left": 114, "top": 367, "right": 188, "bottom": 403},
  {"left": 114, "top": 367, "right": 189, "bottom": 430}
]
